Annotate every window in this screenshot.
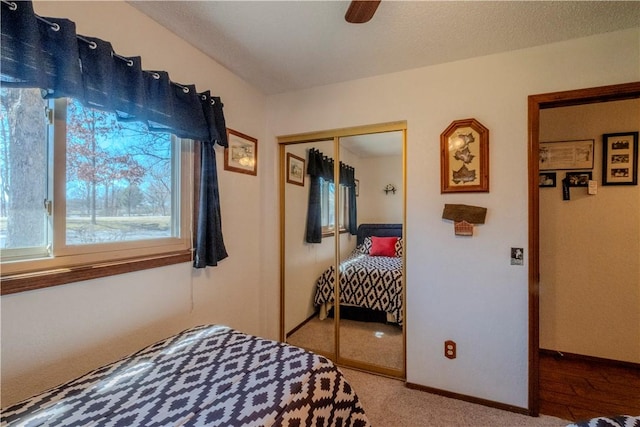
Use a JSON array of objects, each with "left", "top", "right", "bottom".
[
  {"left": 0, "top": 88, "right": 192, "bottom": 276},
  {"left": 0, "top": 88, "right": 49, "bottom": 261},
  {"left": 320, "top": 178, "right": 348, "bottom": 234}
]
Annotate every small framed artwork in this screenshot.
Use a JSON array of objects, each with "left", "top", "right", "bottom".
[
  {"left": 539, "top": 172, "right": 557, "bottom": 188},
  {"left": 440, "top": 118, "right": 489, "bottom": 193},
  {"left": 286, "top": 152, "right": 305, "bottom": 186},
  {"left": 602, "top": 132, "right": 638, "bottom": 185},
  {"left": 565, "top": 171, "right": 592, "bottom": 187},
  {"left": 539, "top": 139, "right": 594, "bottom": 171},
  {"left": 224, "top": 128, "right": 258, "bottom": 176},
  {"left": 354, "top": 179, "right": 360, "bottom": 197}
]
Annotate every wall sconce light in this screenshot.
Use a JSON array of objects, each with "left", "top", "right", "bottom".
[{"left": 384, "top": 184, "right": 396, "bottom": 195}]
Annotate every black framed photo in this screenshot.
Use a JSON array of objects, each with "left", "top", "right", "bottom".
[
  {"left": 602, "top": 132, "right": 638, "bottom": 185},
  {"left": 565, "top": 171, "right": 592, "bottom": 187},
  {"left": 539, "top": 172, "right": 556, "bottom": 188}
]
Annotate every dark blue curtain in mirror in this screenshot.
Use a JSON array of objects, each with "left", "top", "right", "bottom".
[
  {"left": 305, "top": 149, "right": 334, "bottom": 243},
  {"left": 339, "top": 163, "right": 357, "bottom": 235},
  {"left": 305, "top": 148, "right": 357, "bottom": 243},
  {"left": 1, "top": 0, "right": 229, "bottom": 268}
]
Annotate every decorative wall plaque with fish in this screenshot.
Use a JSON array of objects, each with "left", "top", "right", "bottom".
[{"left": 440, "top": 118, "right": 489, "bottom": 193}]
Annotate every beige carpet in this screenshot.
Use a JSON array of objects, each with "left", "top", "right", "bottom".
[
  {"left": 341, "top": 367, "right": 570, "bottom": 427},
  {"left": 287, "top": 317, "right": 403, "bottom": 371},
  {"left": 288, "top": 318, "right": 568, "bottom": 426}
]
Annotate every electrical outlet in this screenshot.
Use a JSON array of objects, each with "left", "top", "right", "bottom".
[{"left": 445, "top": 340, "right": 456, "bottom": 359}]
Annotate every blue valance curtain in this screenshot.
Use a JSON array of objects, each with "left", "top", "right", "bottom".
[
  {"left": 1, "top": 1, "right": 226, "bottom": 144},
  {"left": 305, "top": 148, "right": 357, "bottom": 243},
  {"left": 1, "top": 0, "right": 228, "bottom": 267}
]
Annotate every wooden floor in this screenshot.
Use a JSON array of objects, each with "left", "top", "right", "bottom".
[{"left": 539, "top": 351, "right": 640, "bottom": 422}]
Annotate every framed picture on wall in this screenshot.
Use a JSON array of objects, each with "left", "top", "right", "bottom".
[
  {"left": 286, "top": 153, "right": 305, "bottom": 186},
  {"left": 224, "top": 128, "right": 258, "bottom": 176},
  {"left": 602, "top": 131, "right": 638, "bottom": 185},
  {"left": 539, "top": 139, "right": 594, "bottom": 171},
  {"left": 440, "top": 118, "right": 489, "bottom": 193},
  {"left": 565, "top": 171, "right": 592, "bottom": 187},
  {"left": 539, "top": 172, "right": 556, "bottom": 187}
]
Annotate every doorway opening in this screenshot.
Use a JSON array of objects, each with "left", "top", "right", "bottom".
[{"left": 527, "top": 81, "right": 640, "bottom": 416}]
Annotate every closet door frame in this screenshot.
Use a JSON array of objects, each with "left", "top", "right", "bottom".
[{"left": 279, "top": 121, "right": 407, "bottom": 378}]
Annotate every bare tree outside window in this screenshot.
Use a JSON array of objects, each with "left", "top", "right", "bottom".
[
  {"left": 1, "top": 90, "right": 179, "bottom": 256},
  {"left": 65, "top": 99, "right": 175, "bottom": 245},
  {"left": 0, "top": 88, "right": 48, "bottom": 251}
]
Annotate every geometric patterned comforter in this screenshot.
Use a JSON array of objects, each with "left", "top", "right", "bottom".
[
  {"left": 314, "top": 249, "right": 403, "bottom": 326},
  {"left": 566, "top": 415, "right": 640, "bottom": 427},
  {"left": 1, "top": 325, "right": 371, "bottom": 427}
]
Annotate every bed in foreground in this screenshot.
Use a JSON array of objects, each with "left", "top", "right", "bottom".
[
  {"left": 566, "top": 415, "right": 640, "bottom": 427},
  {"left": 1, "top": 325, "right": 370, "bottom": 427},
  {"left": 315, "top": 224, "right": 403, "bottom": 326}
]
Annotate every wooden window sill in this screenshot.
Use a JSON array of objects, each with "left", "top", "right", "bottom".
[
  {"left": 0, "top": 251, "right": 192, "bottom": 295},
  {"left": 321, "top": 228, "right": 349, "bottom": 237}
]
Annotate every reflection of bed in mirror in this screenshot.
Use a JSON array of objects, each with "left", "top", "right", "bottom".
[{"left": 314, "top": 224, "right": 403, "bottom": 326}]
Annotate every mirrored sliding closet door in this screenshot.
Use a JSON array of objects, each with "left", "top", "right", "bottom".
[
  {"left": 337, "top": 131, "right": 404, "bottom": 376},
  {"left": 280, "top": 122, "right": 406, "bottom": 378}
]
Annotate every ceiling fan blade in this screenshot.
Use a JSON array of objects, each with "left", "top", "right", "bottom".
[{"left": 345, "top": 0, "right": 381, "bottom": 24}]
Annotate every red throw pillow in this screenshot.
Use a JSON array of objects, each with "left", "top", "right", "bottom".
[{"left": 369, "top": 236, "right": 398, "bottom": 257}]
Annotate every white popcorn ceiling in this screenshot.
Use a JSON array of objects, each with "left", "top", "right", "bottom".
[{"left": 129, "top": 1, "right": 640, "bottom": 95}]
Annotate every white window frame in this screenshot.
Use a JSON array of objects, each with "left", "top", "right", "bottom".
[
  {"left": 320, "top": 179, "right": 348, "bottom": 235},
  {"left": 1, "top": 97, "right": 193, "bottom": 276},
  {"left": 0, "top": 91, "right": 51, "bottom": 262}
]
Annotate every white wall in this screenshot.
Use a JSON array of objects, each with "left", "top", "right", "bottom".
[
  {"left": 539, "top": 99, "right": 640, "bottom": 363},
  {"left": 266, "top": 28, "right": 640, "bottom": 409},
  {"left": 1, "top": 1, "right": 269, "bottom": 407},
  {"left": 357, "top": 155, "right": 403, "bottom": 224}
]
